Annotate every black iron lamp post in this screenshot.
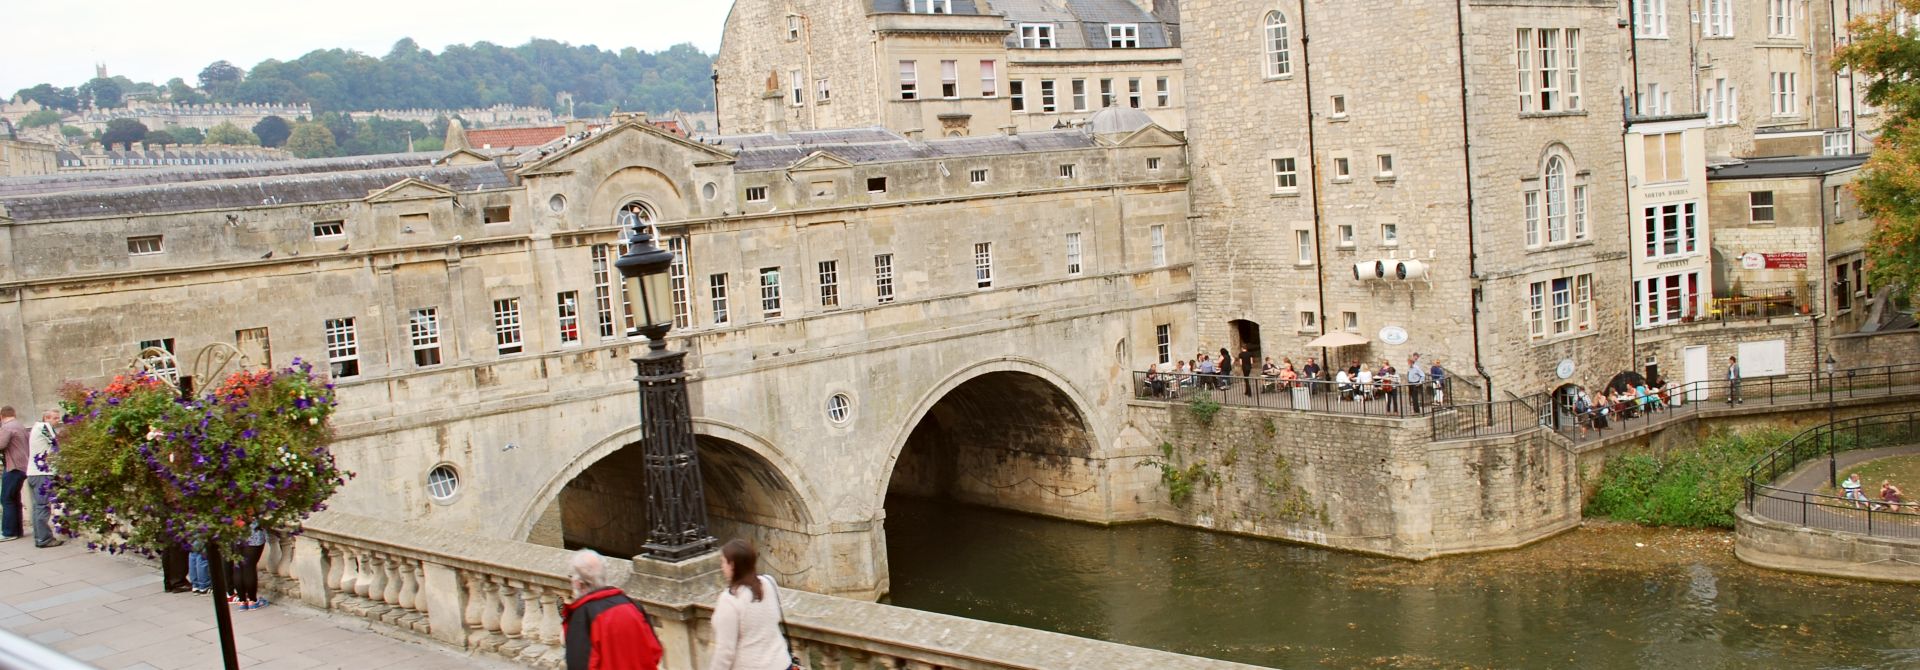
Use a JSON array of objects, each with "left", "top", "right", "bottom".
[
  {"left": 614, "top": 218, "right": 716, "bottom": 561},
  {"left": 1825, "top": 353, "right": 1838, "bottom": 488}
]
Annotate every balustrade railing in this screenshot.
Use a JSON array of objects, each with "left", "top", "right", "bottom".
[
  {"left": 1133, "top": 371, "right": 1456, "bottom": 419},
  {"left": 266, "top": 513, "right": 1260, "bottom": 670}
]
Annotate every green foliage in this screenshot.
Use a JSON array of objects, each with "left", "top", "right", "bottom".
[
  {"left": 20, "top": 109, "right": 62, "bottom": 128},
  {"left": 165, "top": 78, "right": 206, "bottom": 105},
  {"left": 203, "top": 121, "right": 259, "bottom": 147},
  {"left": 1188, "top": 394, "right": 1222, "bottom": 425},
  {"left": 1586, "top": 428, "right": 1788, "bottom": 528},
  {"left": 251, "top": 116, "right": 292, "bottom": 148},
  {"left": 169, "top": 127, "right": 203, "bottom": 144},
  {"left": 58, "top": 125, "right": 84, "bottom": 139},
  {"left": 1141, "top": 442, "right": 1213, "bottom": 506},
  {"left": 51, "top": 363, "right": 352, "bottom": 555},
  {"left": 100, "top": 118, "right": 147, "bottom": 150},
  {"left": 1834, "top": 1, "right": 1920, "bottom": 298},
  {"left": 143, "top": 130, "right": 175, "bottom": 147},
  {"left": 23, "top": 40, "right": 714, "bottom": 120},
  {"left": 286, "top": 122, "right": 337, "bottom": 158},
  {"left": 80, "top": 77, "right": 123, "bottom": 109},
  {"left": 13, "top": 83, "right": 81, "bottom": 112}
]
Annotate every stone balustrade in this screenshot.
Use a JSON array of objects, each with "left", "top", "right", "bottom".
[{"left": 274, "top": 512, "right": 1261, "bottom": 670}]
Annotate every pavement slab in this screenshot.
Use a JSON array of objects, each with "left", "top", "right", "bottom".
[{"left": 0, "top": 539, "right": 523, "bottom": 669}]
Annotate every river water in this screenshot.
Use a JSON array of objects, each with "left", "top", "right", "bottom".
[{"left": 885, "top": 497, "right": 1920, "bottom": 669}]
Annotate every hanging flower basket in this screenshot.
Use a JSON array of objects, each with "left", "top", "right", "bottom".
[{"left": 48, "top": 359, "right": 354, "bottom": 556}]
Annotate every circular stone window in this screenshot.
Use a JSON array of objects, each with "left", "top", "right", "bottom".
[
  {"left": 426, "top": 465, "right": 461, "bottom": 501},
  {"left": 826, "top": 393, "right": 852, "bottom": 424},
  {"left": 548, "top": 194, "right": 567, "bottom": 213},
  {"left": 702, "top": 182, "right": 718, "bottom": 200}
]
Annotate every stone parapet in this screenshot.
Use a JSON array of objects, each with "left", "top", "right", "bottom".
[
  {"left": 281, "top": 512, "right": 1265, "bottom": 670},
  {"left": 1734, "top": 504, "right": 1920, "bottom": 583}
]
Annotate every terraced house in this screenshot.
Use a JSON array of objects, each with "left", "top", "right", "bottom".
[{"left": 716, "top": 0, "right": 1184, "bottom": 136}]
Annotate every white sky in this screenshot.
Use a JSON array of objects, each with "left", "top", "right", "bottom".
[{"left": 3, "top": 0, "right": 734, "bottom": 94}]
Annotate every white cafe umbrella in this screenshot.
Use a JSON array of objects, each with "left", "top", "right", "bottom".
[{"left": 1305, "top": 331, "right": 1369, "bottom": 348}]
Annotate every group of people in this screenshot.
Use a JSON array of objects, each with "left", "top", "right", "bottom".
[
  {"left": 1572, "top": 378, "right": 1675, "bottom": 436},
  {"left": 1840, "top": 473, "right": 1908, "bottom": 512},
  {"left": 564, "top": 539, "right": 798, "bottom": 670},
  {"left": 0, "top": 406, "right": 63, "bottom": 549},
  {"left": 1144, "top": 349, "right": 1449, "bottom": 413}
]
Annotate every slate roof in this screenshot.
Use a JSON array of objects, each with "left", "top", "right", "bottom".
[
  {"left": 0, "top": 162, "right": 510, "bottom": 222},
  {"left": 1707, "top": 154, "right": 1868, "bottom": 180},
  {"left": 711, "top": 126, "right": 1102, "bottom": 172},
  {"left": 0, "top": 153, "right": 437, "bottom": 199},
  {"left": 991, "top": 0, "right": 1176, "bottom": 49},
  {"left": 870, "top": 0, "right": 987, "bottom": 14}
]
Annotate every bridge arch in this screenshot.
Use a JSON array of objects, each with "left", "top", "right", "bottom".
[
  {"left": 876, "top": 357, "right": 1109, "bottom": 514},
  {"left": 517, "top": 418, "right": 822, "bottom": 565}
]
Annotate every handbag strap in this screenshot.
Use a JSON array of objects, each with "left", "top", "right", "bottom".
[{"left": 762, "top": 575, "right": 799, "bottom": 660}]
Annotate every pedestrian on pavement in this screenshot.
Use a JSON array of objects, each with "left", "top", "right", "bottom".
[
  {"left": 229, "top": 525, "right": 270, "bottom": 610},
  {"left": 1726, "top": 356, "right": 1743, "bottom": 405},
  {"left": 1406, "top": 356, "right": 1427, "bottom": 414},
  {"left": 26, "top": 410, "right": 62, "bottom": 548},
  {"left": 188, "top": 544, "right": 212, "bottom": 594},
  {"left": 562, "top": 549, "right": 663, "bottom": 670},
  {"left": 707, "top": 539, "right": 792, "bottom": 670},
  {"left": 1238, "top": 345, "right": 1256, "bottom": 397},
  {"left": 0, "top": 407, "right": 29, "bottom": 542}
]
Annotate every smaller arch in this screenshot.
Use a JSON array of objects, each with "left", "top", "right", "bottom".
[{"left": 1264, "top": 11, "right": 1292, "bottom": 78}]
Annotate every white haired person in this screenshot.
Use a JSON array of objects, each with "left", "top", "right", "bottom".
[
  {"left": 708, "top": 539, "right": 795, "bottom": 670},
  {"left": 562, "top": 549, "right": 663, "bottom": 670},
  {"left": 27, "top": 409, "right": 62, "bottom": 548}
]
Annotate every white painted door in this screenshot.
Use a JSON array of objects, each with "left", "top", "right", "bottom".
[{"left": 1684, "top": 345, "right": 1710, "bottom": 402}]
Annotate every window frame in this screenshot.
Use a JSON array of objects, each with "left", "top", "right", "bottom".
[
  {"left": 1066, "top": 232, "right": 1084, "bottom": 275},
  {"left": 1272, "top": 157, "right": 1298, "bottom": 192},
  {"left": 555, "top": 291, "right": 580, "bottom": 346},
  {"left": 492, "top": 298, "right": 523, "bottom": 355},
  {"left": 940, "top": 60, "right": 959, "bottom": 99},
  {"left": 1634, "top": 0, "right": 1668, "bottom": 38},
  {"left": 312, "top": 220, "right": 345, "bottom": 238},
  {"left": 974, "top": 242, "right": 994, "bottom": 289},
  {"left": 818, "top": 260, "right": 840, "bottom": 308},
  {"left": 1150, "top": 225, "right": 1167, "bottom": 266},
  {"left": 1020, "top": 23, "right": 1056, "bottom": 48},
  {"left": 1265, "top": 12, "right": 1292, "bottom": 78},
  {"left": 709, "top": 273, "right": 730, "bottom": 325},
  {"left": 1108, "top": 23, "right": 1139, "bottom": 48},
  {"left": 324, "top": 317, "right": 359, "bottom": 378},
  {"left": 409, "top": 308, "right": 443, "bottom": 367},
  {"left": 980, "top": 60, "right": 998, "bottom": 97},
  {"left": 1749, "top": 191, "right": 1776, "bottom": 223},
  {"left": 874, "top": 253, "right": 895, "bottom": 304},
  {"left": 899, "top": 60, "right": 918, "bottom": 100},
  {"left": 760, "top": 267, "right": 783, "bottom": 318},
  {"left": 1642, "top": 201, "right": 1699, "bottom": 259}
]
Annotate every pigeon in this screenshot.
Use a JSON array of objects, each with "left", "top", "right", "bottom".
[
  {"left": 337, "top": 243, "right": 350, "bottom": 252},
  {"left": 259, "top": 251, "right": 273, "bottom": 259}
]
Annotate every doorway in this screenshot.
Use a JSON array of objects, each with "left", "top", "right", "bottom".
[
  {"left": 1230, "top": 320, "right": 1263, "bottom": 370},
  {"left": 1552, "top": 383, "right": 1583, "bottom": 432},
  {"left": 1683, "top": 345, "right": 1710, "bottom": 402}
]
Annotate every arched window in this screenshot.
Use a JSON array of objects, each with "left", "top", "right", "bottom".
[
  {"left": 616, "top": 201, "right": 657, "bottom": 240},
  {"left": 1544, "top": 157, "right": 1567, "bottom": 244},
  {"left": 1265, "top": 12, "right": 1291, "bottom": 78}
]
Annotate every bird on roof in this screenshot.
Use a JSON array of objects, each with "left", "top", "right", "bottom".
[{"left": 259, "top": 251, "right": 273, "bottom": 259}]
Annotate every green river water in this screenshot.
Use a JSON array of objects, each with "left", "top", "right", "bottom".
[{"left": 883, "top": 497, "right": 1920, "bottom": 669}]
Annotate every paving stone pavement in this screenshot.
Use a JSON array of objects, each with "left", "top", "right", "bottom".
[{"left": 0, "top": 538, "right": 524, "bottom": 669}]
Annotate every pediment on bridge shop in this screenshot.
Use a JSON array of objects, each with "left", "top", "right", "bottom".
[
  {"left": 364, "top": 178, "right": 456, "bottom": 204},
  {"left": 514, "top": 117, "right": 736, "bottom": 180},
  {"left": 787, "top": 150, "right": 854, "bottom": 173},
  {"left": 1107, "top": 124, "right": 1185, "bottom": 149},
  {"left": 437, "top": 148, "right": 493, "bottom": 166}
]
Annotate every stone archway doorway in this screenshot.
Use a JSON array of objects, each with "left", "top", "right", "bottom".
[{"left": 1231, "top": 319, "right": 1263, "bottom": 371}]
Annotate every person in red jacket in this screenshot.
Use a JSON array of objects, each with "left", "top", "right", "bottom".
[{"left": 563, "top": 549, "right": 664, "bottom": 670}]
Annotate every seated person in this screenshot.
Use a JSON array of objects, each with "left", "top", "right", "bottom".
[
  {"left": 1261, "top": 358, "right": 1281, "bottom": 391},
  {"left": 1279, "top": 365, "right": 1299, "bottom": 390},
  {"left": 1145, "top": 364, "right": 1165, "bottom": 397},
  {"left": 1880, "top": 480, "right": 1907, "bottom": 512},
  {"left": 1355, "top": 367, "right": 1374, "bottom": 401},
  {"left": 1335, "top": 369, "right": 1353, "bottom": 398},
  {"left": 1841, "top": 473, "right": 1871, "bottom": 509},
  {"left": 1175, "top": 360, "right": 1194, "bottom": 388}
]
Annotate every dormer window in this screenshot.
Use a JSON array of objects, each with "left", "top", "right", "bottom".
[
  {"left": 1108, "top": 24, "right": 1139, "bottom": 48},
  {"left": 1020, "top": 24, "right": 1056, "bottom": 48},
  {"left": 909, "top": 0, "right": 951, "bottom": 13}
]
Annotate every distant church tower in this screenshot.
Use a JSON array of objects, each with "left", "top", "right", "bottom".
[{"left": 95, "top": 63, "right": 108, "bottom": 79}]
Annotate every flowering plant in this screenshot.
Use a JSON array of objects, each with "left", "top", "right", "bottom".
[{"left": 49, "top": 359, "right": 353, "bottom": 555}]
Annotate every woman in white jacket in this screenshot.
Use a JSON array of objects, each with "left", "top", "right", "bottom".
[{"left": 707, "top": 539, "right": 793, "bottom": 670}]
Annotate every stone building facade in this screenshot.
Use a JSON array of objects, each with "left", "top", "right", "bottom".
[
  {"left": 715, "top": 0, "right": 1185, "bottom": 137},
  {"left": 0, "top": 114, "right": 1194, "bottom": 599},
  {"left": 1179, "top": 0, "right": 1635, "bottom": 403}
]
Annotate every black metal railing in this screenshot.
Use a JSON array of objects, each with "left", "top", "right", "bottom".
[
  {"left": 1553, "top": 362, "right": 1920, "bottom": 444},
  {"left": 1743, "top": 410, "right": 1920, "bottom": 539},
  {"left": 1430, "top": 393, "right": 1551, "bottom": 441},
  {"left": 1132, "top": 371, "right": 1457, "bottom": 419}
]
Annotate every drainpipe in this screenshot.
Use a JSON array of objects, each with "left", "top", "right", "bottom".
[
  {"left": 711, "top": 70, "right": 722, "bottom": 135},
  {"left": 1455, "top": 0, "right": 1493, "bottom": 401},
  {"left": 1628, "top": 3, "right": 1642, "bottom": 112},
  {"left": 1299, "top": 0, "right": 1332, "bottom": 369}
]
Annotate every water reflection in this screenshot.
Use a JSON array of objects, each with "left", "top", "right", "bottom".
[{"left": 884, "top": 496, "right": 1920, "bottom": 669}]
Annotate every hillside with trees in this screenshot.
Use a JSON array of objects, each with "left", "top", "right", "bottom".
[{"left": 13, "top": 38, "right": 713, "bottom": 117}]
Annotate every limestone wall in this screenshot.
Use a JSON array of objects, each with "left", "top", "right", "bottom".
[
  {"left": 1735, "top": 504, "right": 1920, "bottom": 583},
  {"left": 1117, "top": 400, "right": 1580, "bottom": 558}
]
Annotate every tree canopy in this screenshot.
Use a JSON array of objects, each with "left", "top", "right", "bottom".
[
  {"left": 20, "top": 109, "right": 62, "bottom": 128},
  {"left": 100, "top": 118, "right": 147, "bottom": 150},
  {"left": 203, "top": 121, "right": 260, "bottom": 146},
  {"left": 15, "top": 38, "right": 713, "bottom": 117},
  {"left": 1835, "top": 2, "right": 1920, "bottom": 299},
  {"left": 286, "top": 122, "right": 337, "bottom": 159},
  {"left": 252, "top": 116, "right": 292, "bottom": 148}
]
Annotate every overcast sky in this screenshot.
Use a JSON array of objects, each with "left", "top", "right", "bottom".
[{"left": 4, "top": 0, "right": 734, "bottom": 94}]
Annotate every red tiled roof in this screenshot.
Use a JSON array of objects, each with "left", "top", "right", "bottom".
[
  {"left": 650, "top": 120, "right": 686, "bottom": 137},
  {"left": 465, "top": 126, "right": 568, "bottom": 150}
]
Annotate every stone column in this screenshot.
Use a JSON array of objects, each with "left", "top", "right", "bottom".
[
  {"left": 421, "top": 563, "right": 469, "bottom": 648},
  {"left": 293, "top": 535, "right": 331, "bottom": 609}
]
